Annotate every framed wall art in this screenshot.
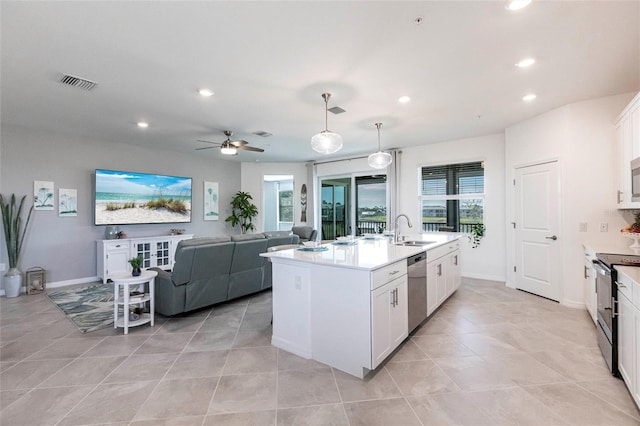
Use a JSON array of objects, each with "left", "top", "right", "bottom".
[
  {"left": 34, "top": 180, "right": 54, "bottom": 211},
  {"left": 59, "top": 188, "right": 77, "bottom": 217},
  {"left": 204, "top": 181, "right": 219, "bottom": 221}
]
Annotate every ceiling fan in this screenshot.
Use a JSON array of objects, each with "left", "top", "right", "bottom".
[{"left": 196, "top": 130, "right": 265, "bottom": 155}]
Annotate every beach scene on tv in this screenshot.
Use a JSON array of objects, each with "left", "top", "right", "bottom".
[{"left": 95, "top": 170, "right": 192, "bottom": 225}]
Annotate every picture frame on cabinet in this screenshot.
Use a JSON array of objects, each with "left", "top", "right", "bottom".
[
  {"left": 59, "top": 188, "right": 77, "bottom": 217},
  {"left": 204, "top": 181, "right": 219, "bottom": 221},
  {"left": 34, "top": 180, "right": 54, "bottom": 211}
]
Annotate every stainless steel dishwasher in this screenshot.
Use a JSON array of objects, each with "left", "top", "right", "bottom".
[{"left": 407, "top": 252, "right": 427, "bottom": 333}]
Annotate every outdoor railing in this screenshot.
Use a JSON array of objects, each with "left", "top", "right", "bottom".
[{"left": 321, "top": 220, "right": 482, "bottom": 239}]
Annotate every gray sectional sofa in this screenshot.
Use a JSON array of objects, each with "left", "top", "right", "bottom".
[{"left": 151, "top": 232, "right": 299, "bottom": 316}]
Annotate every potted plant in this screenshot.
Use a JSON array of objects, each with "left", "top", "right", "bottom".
[
  {"left": 469, "top": 223, "right": 485, "bottom": 248},
  {"left": 0, "top": 194, "right": 34, "bottom": 298},
  {"left": 128, "top": 256, "right": 143, "bottom": 276},
  {"left": 225, "top": 191, "right": 258, "bottom": 234}
]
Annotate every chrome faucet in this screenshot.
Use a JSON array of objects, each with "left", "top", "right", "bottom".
[{"left": 393, "top": 214, "right": 413, "bottom": 244}]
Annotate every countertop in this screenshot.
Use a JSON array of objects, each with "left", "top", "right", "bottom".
[
  {"left": 261, "top": 232, "right": 463, "bottom": 271},
  {"left": 616, "top": 265, "right": 640, "bottom": 283}
]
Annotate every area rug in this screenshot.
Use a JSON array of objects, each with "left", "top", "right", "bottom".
[{"left": 47, "top": 284, "right": 114, "bottom": 333}]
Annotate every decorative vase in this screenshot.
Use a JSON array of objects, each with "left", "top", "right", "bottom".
[
  {"left": 105, "top": 226, "right": 120, "bottom": 240},
  {"left": 132, "top": 268, "right": 141, "bottom": 277},
  {"left": 4, "top": 268, "right": 22, "bottom": 298}
]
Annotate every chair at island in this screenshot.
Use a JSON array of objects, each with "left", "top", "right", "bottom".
[{"left": 291, "top": 226, "right": 317, "bottom": 243}]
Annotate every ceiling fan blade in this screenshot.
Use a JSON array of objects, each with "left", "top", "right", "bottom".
[
  {"left": 230, "top": 139, "right": 249, "bottom": 147},
  {"left": 238, "top": 145, "right": 265, "bottom": 152},
  {"left": 196, "top": 139, "right": 222, "bottom": 146},
  {"left": 195, "top": 146, "right": 215, "bottom": 151}
]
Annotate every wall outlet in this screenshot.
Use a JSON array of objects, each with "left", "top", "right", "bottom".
[
  {"left": 600, "top": 222, "right": 609, "bottom": 232},
  {"left": 579, "top": 223, "right": 588, "bottom": 232},
  {"left": 294, "top": 276, "right": 302, "bottom": 290}
]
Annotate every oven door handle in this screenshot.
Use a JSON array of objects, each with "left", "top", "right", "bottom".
[{"left": 592, "top": 261, "right": 610, "bottom": 276}]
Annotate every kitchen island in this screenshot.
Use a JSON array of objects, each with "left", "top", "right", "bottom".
[{"left": 261, "top": 233, "right": 462, "bottom": 378}]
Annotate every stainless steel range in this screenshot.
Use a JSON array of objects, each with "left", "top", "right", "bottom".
[{"left": 593, "top": 253, "right": 640, "bottom": 376}]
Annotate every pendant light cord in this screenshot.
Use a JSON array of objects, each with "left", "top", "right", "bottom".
[
  {"left": 322, "top": 93, "right": 331, "bottom": 131},
  {"left": 375, "top": 122, "right": 382, "bottom": 151}
]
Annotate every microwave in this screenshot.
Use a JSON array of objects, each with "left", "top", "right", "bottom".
[{"left": 632, "top": 157, "right": 640, "bottom": 202}]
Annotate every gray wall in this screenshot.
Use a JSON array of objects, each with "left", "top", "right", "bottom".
[{"left": 1, "top": 124, "right": 241, "bottom": 284}]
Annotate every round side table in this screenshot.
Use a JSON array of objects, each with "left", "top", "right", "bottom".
[{"left": 111, "top": 270, "right": 157, "bottom": 335}]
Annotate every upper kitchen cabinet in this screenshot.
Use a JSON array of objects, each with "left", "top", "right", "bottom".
[{"left": 616, "top": 92, "right": 640, "bottom": 208}]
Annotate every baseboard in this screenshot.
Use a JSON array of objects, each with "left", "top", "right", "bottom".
[
  {"left": 461, "top": 273, "right": 506, "bottom": 282},
  {"left": 47, "top": 276, "right": 101, "bottom": 289},
  {"left": 561, "top": 299, "right": 585, "bottom": 309}
]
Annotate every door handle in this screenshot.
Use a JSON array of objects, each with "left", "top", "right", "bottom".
[{"left": 545, "top": 235, "right": 558, "bottom": 240}]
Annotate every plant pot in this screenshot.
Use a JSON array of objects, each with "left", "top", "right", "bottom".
[
  {"left": 4, "top": 268, "right": 22, "bottom": 298},
  {"left": 132, "top": 268, "right": 141, "bottom": 277}
]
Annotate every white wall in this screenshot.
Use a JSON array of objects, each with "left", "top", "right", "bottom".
[
  {"left": 241, "top": 162, "right": 310, "bottom": 232},
  {"left": 505, "top": 92, "right": 634, "bottom": 307},
  {"left": 398, "top": 134, "right": 506, "bottom": 281},
  {"left": 1, "top": 124, "right": 241, "bottom": 286}
]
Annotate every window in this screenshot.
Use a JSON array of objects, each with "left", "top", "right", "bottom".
[
  {"left": 278, "top": 190, "right": 293, "bottom": 223},
  {"left": 420, "top": 161, "right": 484, "bottom": 233}
]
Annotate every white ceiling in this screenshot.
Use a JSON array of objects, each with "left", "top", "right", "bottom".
[{"left": 2, "top": 1, "right": 639, "bottom": 163}]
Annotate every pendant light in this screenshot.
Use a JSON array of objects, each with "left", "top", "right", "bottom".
[
  {"left": 311, "top": 93, "right": 343, "bottom": 154},
  {"left": 368, "top": 122, "right": 392, "bottom": 169}
]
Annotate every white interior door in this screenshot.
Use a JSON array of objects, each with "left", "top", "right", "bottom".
[{"left": 514, "top": 161, "right": 561, "bottom": 301}]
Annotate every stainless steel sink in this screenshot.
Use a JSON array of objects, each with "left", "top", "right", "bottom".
[{"left": 396, "top": 240, "right": 436, "bottom": 246}]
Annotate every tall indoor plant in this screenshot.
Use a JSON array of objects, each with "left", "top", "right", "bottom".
[
  {"left": 225, "top": 191, "right": 258, "bottom": 234},
  {"left": 0, "top": 194, "right": 33, "bottom": 297}
]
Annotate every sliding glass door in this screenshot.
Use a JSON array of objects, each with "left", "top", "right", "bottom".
[
  {"left": 321, "top": 178, "right": 349, "bottom": 240},
  {"left": 355, "top": 175, "right": 387, "bottom": 235}
]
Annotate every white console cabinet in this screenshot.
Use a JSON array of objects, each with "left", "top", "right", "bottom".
[{"left": 97, "top": 234, "right": 193, "bottom": 283}]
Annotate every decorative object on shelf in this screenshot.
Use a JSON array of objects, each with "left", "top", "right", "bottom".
[
  {"left": 128, "top": 256, "right": 143, "bottom": 276},
  {"left": 300, "top": 184, "right": 307, "bottom": 222},
  {"left": 468, "top": 223, "right": 485, "bottom": 248},
  {"left": 129, "top": 310, "right": 140, "bottom": 321},
  {"left": 116, "top": 231, "right": 127, "bottom": 239},
  {"left": 58, "top": 188, "right": 77, "bottom": 217},
  {"left": 225, "top": 191, "right": 258, "bottom": 234},
  {"left": 0, "top": 194, "right": 33, "bottom": 298},
  {"left": 170, "top": 228, "right": 185, "bottom": 235},
  {"left": 105, "top": 225, "right": 120, "bottom": 239},
  {"left": 311, "top": 93, "right": 343, "bottom": 154},
  {"left": 204, "top": 181, "right": 219, "bottom": 221},
  {"left": 33, "top": 180, "right": 54, "bottom": 211},
  {"left": 26, "top": 267, "right": 46, "bottom": 295},
  {"left": 368, "top": 122, "right": 393, "bottom": 169},
  {"left": 622, "top": 232, "right": 640, "bottom": 249}
]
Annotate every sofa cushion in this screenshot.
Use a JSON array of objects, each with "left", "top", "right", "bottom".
[
  {"left": 292, "top": 226, "right": 317, "bottom": 242},
  {"left": 178, "top": 236, "right": 231, "bottom": 248},
  {"left": 262, "top": 231, "right": 293, "bottom": 238}
]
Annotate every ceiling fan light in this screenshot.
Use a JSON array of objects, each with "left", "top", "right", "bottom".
[
  {"left": 368, "top": 151, "right": 392, "bottom": 169},
  {"left": 505, "top": 0, "right": 531, "bottom": 11},
  {"left": 220, "top": 141, "right": 237, "bottom": 155},
  {"left": 311, "top": 130, "right": 343, "bottom": 154}
]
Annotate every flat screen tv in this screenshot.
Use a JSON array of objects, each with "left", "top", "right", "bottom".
[{"left": 94, "top": 169, "right": 192, "bottom": 225}]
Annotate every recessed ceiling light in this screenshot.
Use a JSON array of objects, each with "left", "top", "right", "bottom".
[
  {"left": 516, "top": 58, "right": 536, "bottom": 68},
  {"left": 137, "top": 122, "right": 149, "bottom": 128},
  {"left": 198, "top": 88, "right": 214, "bottom": 97},
  {"left": 505, "top": 0, "right": 532, "bottom": 11},
  {"left": 522, "top": 94, "right": 537, "bottom": 102},
  {"left": 398, "top": 96, "right": 411, "bottom": 103}
]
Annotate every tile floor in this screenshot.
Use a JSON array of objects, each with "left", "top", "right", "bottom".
[{"left": 1, "top": 278, "right": 639, "bottom": 425}]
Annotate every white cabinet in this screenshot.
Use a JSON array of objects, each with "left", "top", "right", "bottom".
[
  {"left": 101, "top": 241, "right": 131, "bottom": 278},
  {"left": 615, "top": 92, "right": 640, "bottom": 208},
  {"left": 615, "top": 268, "right": 640, "bottom": 409},
  {"left": 447, "top": 250, "right": 461, "bottom": 298},
  {"left": 583, "top": 248, "right": 597, "bottom": 324},
  {"left": 427, "top": 241, "right": 461, "bottom": 316},
  {"left": 97, "top": 234, "right": 192, "bottom": 283},
  {"left": 618, "top": 289, "right": 634, "bottom": 389},
  {"left": 371, "top": 274, "right": 408, "bottom": 369}
]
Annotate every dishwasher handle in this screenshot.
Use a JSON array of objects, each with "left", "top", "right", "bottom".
[{"left": 407, "top": 253, "right": 425, "bottom": 265}]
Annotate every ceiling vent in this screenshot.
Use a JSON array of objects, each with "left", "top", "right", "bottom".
[
  {"left": 253, "top": 131, "right": 273, "bottom": 137},
  {"left": 58, "top": 74, "right": 97, "bottom": 91},
  {"left": 328, "top": 106, "right": 346, "bottom": 114}
]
